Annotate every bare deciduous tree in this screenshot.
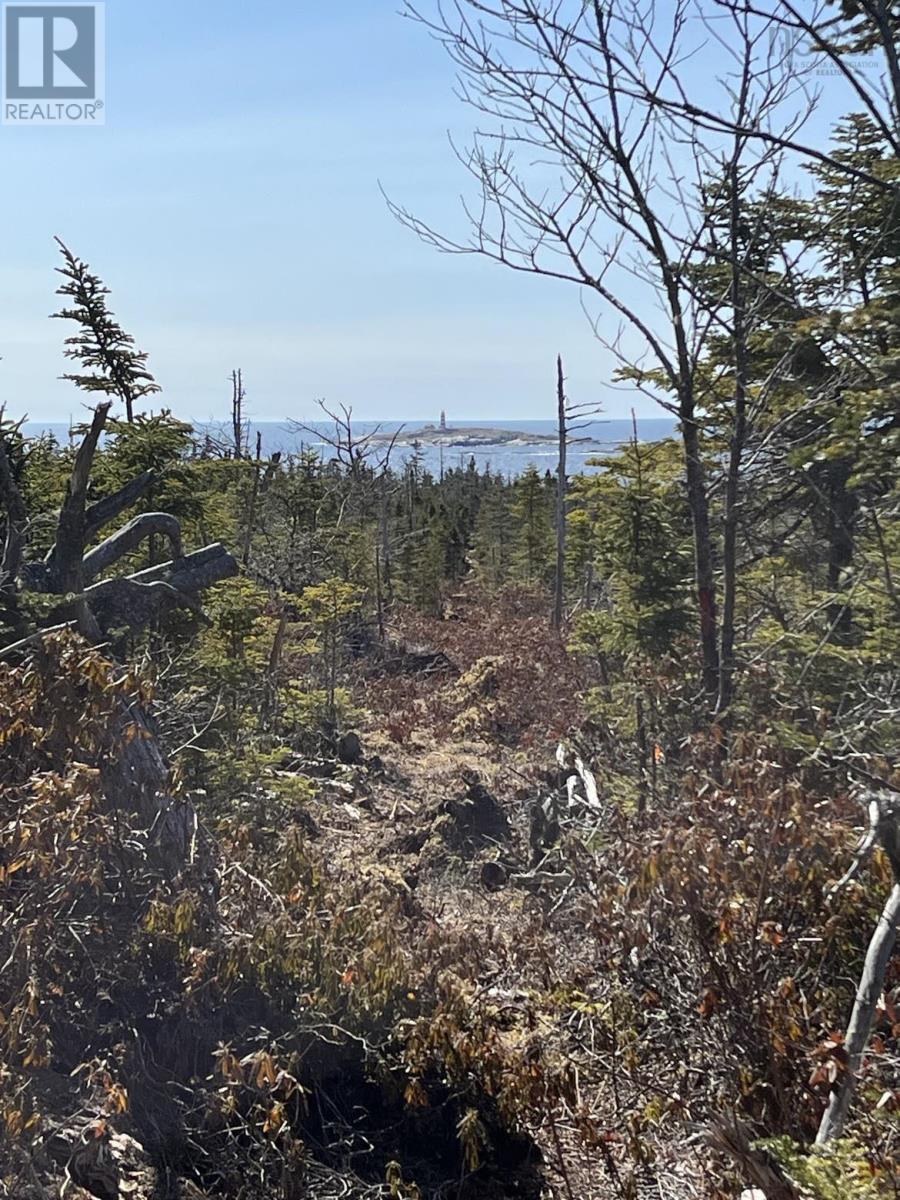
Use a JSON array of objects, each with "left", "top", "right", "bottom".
[
  {"left": 292, "top": 400, "right": 405, "bottom": 616},
  {"left": 391, "top": 0, "right": 802, "bottom": 705}
]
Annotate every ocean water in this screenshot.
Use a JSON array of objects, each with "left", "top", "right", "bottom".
[{"left": 22, "top": 417, "right": 678, "bottom": 478}]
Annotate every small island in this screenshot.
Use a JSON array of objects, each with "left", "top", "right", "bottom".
[{"left": 372, "top": 411, "right": 569, "bottom": 449}]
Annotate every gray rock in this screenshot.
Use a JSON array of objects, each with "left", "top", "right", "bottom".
[{"left": 337, "top": 731, "right": 364, "bottom": 765}]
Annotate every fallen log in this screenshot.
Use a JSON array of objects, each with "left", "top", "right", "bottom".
[
  {"left": 82, "top": 511, "right": 183, "bottom": 582},
  {"left": 86, "top": 544, "right": 238, "bottom": 635}
]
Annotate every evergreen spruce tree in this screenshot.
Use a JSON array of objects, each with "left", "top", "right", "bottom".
[
  {"left": 52, "top": 239, "right": 160, "bottom": 423},
  {"left": 569, "top": 438, "right": 692, "bottom": 661},
  {"left": 511, "top": 465, "right": 554, "bottom": 585},
  {"left": 471, "top": 480, "right": 516, "bottom": 591}
]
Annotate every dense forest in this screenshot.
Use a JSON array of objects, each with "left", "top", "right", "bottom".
[{"left": 1, "top": 2, "right": 899, "bottom": 1199}]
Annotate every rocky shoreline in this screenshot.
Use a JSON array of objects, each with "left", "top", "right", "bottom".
[{"left": 371, "top": 423, "right": 571, "bottom": 448}]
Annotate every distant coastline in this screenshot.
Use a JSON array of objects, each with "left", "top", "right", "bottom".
[{"left": 21, "top": 416, "right": 678, "bottom": 478}]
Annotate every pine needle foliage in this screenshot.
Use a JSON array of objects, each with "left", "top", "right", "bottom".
[{"left": 51, "top": 238, "right": 160, "bottom": 422}]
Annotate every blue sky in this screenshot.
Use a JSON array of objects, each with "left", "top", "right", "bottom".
[{"left": 0, "top": 1, "right": 857, "bottom": 424}]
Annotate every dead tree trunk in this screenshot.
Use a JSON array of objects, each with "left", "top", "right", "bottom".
[
  {"left": 8, "top": 405, "right": 237, "bottom": 638},
  {"left": 553, "top": 355, "right": 567, "bottom": 634},
  {"left": 1, "top": 403, "right": 238, "bottom": 876},
  {"left": 241, "top": 430, "right": 264, "bottom": 567},
  {"left": 826, "top": 457, "right": 858, "bottom": 641},
  {"left": 231, "top": 368, "right": 246, "bottom": 460},
  {"left": 380, "top": 471, "right": 393, "bottom": 604},
  {"left": 707, "top": 1118, "right": 800, "bottom": 1200},
  {"left": 681, "top": 392, "right": 720, "bottom": 705},
  {"left": 816, "top": 790, "right": 900, "bottom": 1144},
  {"left": 817, "top": 883, "right": 900, "bottom": 1143},
  {"left": 0, "top": 434, "right": 28, "bottom": 636},
  {"left": 39, "top": 402, "right": 112, "bottom": 636},
  {"left": 717, "top": 149, "right": 751, "bottom": 718}
]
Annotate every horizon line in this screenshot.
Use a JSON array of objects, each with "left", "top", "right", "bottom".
[{"left": 21, "top": 413, "right": 677, "bottom": 425}]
